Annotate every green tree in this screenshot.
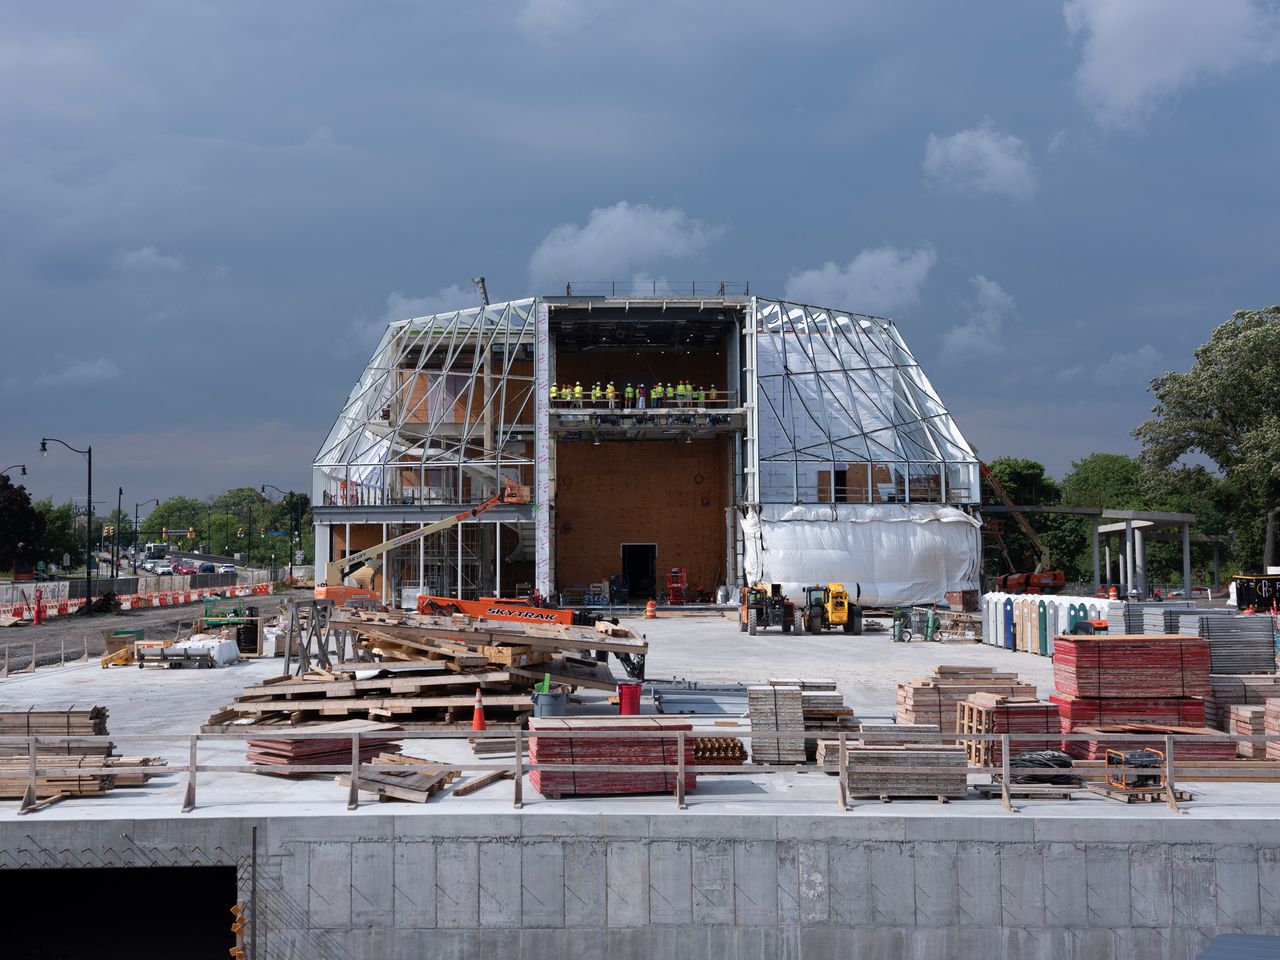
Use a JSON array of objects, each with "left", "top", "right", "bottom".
[
  {"left": 33, "top": 499, "right": 81, "bottom": 567},
  {"left": 983, "top": 458, "right": 1062, "bottom": 576},
  {"left": 1134, "top": 305, "right": 1280, "bottom": 568},
  {"left": 1061, "top": 453, "right": 1143, "bottom": 509},
  {"left": 0, "top": 476, "right": 46, "bottom": 571},
  {"left": 143, "top": 496, "right": 206, "bottom": 545}
]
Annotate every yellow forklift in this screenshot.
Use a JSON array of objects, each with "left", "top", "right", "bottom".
[{"left": 799, "top": 583, "right": 862, "bottom": 635}]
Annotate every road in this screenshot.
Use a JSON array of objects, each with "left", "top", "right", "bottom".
[{"left": 0, "top": 587, "right": 313, "bottom": 670}]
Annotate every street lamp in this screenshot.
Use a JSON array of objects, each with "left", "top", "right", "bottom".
[
  {"left": 133, "top": 498, "right": 159, "bottom": 574},
  {"left": 1, "top": 464, "right": 26, "bottom": 478},
  {"left": 261, "top": 483, "right": 298, "bottom": 580},
  {"left": 40, "top": 437, "right": 93, "bottom": 614}
]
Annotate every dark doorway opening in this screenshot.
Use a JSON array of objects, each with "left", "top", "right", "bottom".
[
  {"left": 1, "top": 865, "right": 237, "bottom": 959},
  {"left": 622, "top": 543, "right": 657, "bottom": 599}
]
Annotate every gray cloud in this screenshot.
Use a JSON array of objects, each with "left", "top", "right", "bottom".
[
  {"left": 784, "top": 246, "right": 936, "bottom": 315},
  {"left": 924, "top": 121, "right": 1036, "bottom": 199},
  {"left": 114, "top": 245, "right": 183, "bottom": 272},
  {"left": 942, "top": 275, "right": 1016, "bottom": 360},
  {"left": 1064, "top": 0, "right": 1280, "bottom": 127}
]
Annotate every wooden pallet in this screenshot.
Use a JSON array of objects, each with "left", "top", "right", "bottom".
[
  {"left": 1085, "top": 782, "right": 1193, "bottom": 804},
  {"left": 974, "top": 783, "right": 1076, "bottom": 801},
  {"left": 338, "top": 753, "right": 460, "bottom": 803}
]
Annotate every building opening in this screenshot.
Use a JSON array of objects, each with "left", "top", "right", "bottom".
[
  {"left": 2, "top": 865, "right": 238, "bottom": 959},
  {"left": 621, "top": 543, "right": 657, "bottom": 600}
]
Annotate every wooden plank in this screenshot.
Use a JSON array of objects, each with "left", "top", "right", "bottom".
[{"left": 451, "top": 769, "right": 514, "bottom": 797}]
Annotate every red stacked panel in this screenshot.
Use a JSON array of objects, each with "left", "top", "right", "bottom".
[
  {"left": 980, "top": 701, "right": 1061, "bottom": 764},
  {"left": 1266, "top": 699, "right": 1280, "bottom": 761},
  {"left": 1053, "top": 637, "right": 1211, "bottom": 699},
  {"left": 1051, "top": 694, "right": 1205, "bottom": 732},
  {"left": 1063, "top": 725, "right": 1237, "bottom": 761},
  {"left": 529, "top": 717, "right": 696, "bottom": 797}
]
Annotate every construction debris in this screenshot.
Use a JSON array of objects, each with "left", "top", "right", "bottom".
[{"left": 338, "top": 753, "right": 460, "bottom": 803}]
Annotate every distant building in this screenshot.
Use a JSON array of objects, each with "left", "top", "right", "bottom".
[{"left": 313, "top": 285, "right": 981, "bottom": 607}]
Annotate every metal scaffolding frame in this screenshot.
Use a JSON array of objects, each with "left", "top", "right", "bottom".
[{"left": 748, "top": 298, "right": 980, "bottom": 505}]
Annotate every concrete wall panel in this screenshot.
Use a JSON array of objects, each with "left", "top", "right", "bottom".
[
  {"left": 308, "top": 841, "right": 352, "bottom": 929},
  {"left": 733, "top": 839, "right": 778, "bottom": 927},
  {"left": 521, "top": 841, "right": 566, "bottom": 928},
  {"left": 1086, "top": 844, "right": 1131, "bottom": 929},
  {"left": 564, "top": 840, "right": 607, "bottom": 928},
  {"left": 648, "top": 840, "right": 693, "bottom": 926},
  {"left": 606, "top": 841, "right": 650, "bottom": 928},
  {"left": 691, "top": 839, "right": 734, "bottom": 925},
  {"left": 393, "top": 841, "right": 436, "bottom": 928},
  {"left": 436, "top": 840, "right": 480, "bottom": 928},
  {"left": 479, "top": 839, "right": 523, "bottom": 927}
]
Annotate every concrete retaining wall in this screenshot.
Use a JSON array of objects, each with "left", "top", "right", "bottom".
[{"left": 2, "top": 813, "right": 1276, "bottom": 959}]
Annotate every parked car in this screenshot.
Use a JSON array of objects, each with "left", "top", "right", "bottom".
[
  {"left": 172, "top": 561, "right": 197, "bottom": 575},
  {"left": 198, "top": 562, "right": 216, "bottom": 574},
  {"left": 217, "top": 563, "right": 236, "bottom": 574},
  {"left": 152, "top": 562, "right": 174, "bottom": 575}
]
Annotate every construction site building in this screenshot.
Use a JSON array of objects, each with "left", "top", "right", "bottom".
[{"left": 313, "top": 285, "right": 983, "bottom": 606}]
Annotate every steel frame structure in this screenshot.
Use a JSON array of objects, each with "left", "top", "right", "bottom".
[{"left": 746, "top": 298, "right": 980, "bottom": 506}]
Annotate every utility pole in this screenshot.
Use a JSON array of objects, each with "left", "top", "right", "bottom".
[{"left": 114, "top": 486, "right": 123, "bottom": 578}]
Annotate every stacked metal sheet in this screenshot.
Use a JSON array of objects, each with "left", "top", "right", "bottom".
[
  {"left": 1120, "top": 601, "right": 1193, "bottom": 634},
  {"left": 247, "top": 720, "right": 402, "bottom": 776},
  {"left": 747, "top": 685, "right": 806, "bottom": 764},
  {"left": 1196, "top": 617, "right": 1276, "bottom": 674},
  {"left": 1051, "top": 694, "right": 1205, "bottom": 731},
  {"left": 528, "top": 717, "right": 695, "bottom": 797},
  {"left": 1175, "top": 610, "right": 1235, "bottom": 635},
  {"left": 845, "top": 745, "right": 968, "bottom": 798},
  {"left": 1227, "top": 704, "right": 1267, "bottom": 758},
  {"left": 1052, "top": 636, "right": 1211, "bottom": 698}
]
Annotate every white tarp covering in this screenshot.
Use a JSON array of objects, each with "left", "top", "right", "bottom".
[{"left": 741, "top": 504, "right": 981, "bottom": 606}]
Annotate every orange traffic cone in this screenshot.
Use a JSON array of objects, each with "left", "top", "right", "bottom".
[
  {"left": 644, "top": 600, "right": 657, "bottom": 620},
  {"left": 471, "top": 688, "right": 486, "bottom": 731},
  {"left": 1108, "top": 586, "right": 1118, "bottom": 600}
]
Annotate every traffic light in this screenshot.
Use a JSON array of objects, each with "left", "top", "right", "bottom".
[
  {"left": 162, "top": 527, "right": 168, "bottom": 539},
  {"left": 229, "top": 901, "right": 246, "bottom": 959},
  {"left": 187, "top": 527, "right": 196, "bottom": 540},
  {"left": 237, "top": 528, "right": 245, "bottom": 537}
]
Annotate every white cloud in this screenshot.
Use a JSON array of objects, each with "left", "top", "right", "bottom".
[
  {"left": 923, "top": 121, "right": 1036, "bottom": 199},
  {"left": 783, "top": 245, "right": 936, "bottom": 315},
  {"left": 942, "top": 275, "right": 1016, "bottom": 359},
  {"left": 114, "top": 245, "right": 183, "bottom": 272},
  {"left": 528, "top": 201, "right": 720, "bottom": 290},
  {"left": 1064, "top": 0, "right": 1280, "bottom": 128}
]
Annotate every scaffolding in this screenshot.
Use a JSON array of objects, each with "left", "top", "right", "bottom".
[{"left": 745, "top": 298, "right": 980, "bottom": 505}]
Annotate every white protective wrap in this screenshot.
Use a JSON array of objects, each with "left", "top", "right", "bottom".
[{"left": 741, "top": 503, "right": 981, "bottom": 606}]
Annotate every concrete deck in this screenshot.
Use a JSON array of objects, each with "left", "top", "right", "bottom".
[{"left": 0, "top": 614, "right": 1274, "bottom": 822}]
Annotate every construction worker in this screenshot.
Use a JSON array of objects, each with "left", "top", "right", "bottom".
[
  {"left": 591, "top": 381, "right": 602, "bottom": 406},
  {"left": 549, "top": 382, "right": 558, "bottom": 406},
  {"left": 695, "top": 384, "right": 706, "bottom": 406},
  {"left": 605, "top": 380, "right": 616, "bottom": 409},
  {"left": 675, "top": 380, "right": 687, "bottom": 407},
  {"left": 636, "top": 383, "right": 647, "bottom": 409},
  {"left": 624, "top": 382, "right": 634, "bottom": 408},
  {"left": 652, "top": 382, "right": 664, "bottom": 406},
  {"left": 559, "top": 383, "right": 570, "bottom": 404},
  {"left": 708, "top": 384, "right": 719, "bottom": 406},
  {"left": 573, "top": 381, "right": 583, "bottom": 407}
]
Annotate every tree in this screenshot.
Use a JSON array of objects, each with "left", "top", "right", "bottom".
[
  {"left": 1061, "top": 454, "right": 1143, "bottom": 510},
  {"left": 142, "top": 496, "right": 206, "bottom": 545},
  {"left": 0, "top": 476, "right": 46, "bottom": 571},
  {"left": 983, "top": 458, "right": 1062, "bottom": 575},
  {"left": 33, "top": 499, "right": 81, "bottom": 568},
  {"left": 1134, "top": 306, "right": 1280, "bottom": 568}
]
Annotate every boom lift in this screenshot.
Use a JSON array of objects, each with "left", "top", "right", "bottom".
[
  {"left": 316, "top": 479, "right": 529, "bottom": 605},
  {"left": 979, "top": 462, "right": 1066, "bottom": 595}
]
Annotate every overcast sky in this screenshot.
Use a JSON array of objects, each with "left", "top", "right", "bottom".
[{"left": 5, "top": 1, "right": 1278, "bottom": 504}]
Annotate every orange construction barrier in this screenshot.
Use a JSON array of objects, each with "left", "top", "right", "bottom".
[
  {"left": 644, "top": 600, "right": 657, "bottom": 620},
  {"left": 1108, "top": 586, "right": 1118, "bottom": 600},
  {"left": 472, "top": 689, "right": 486, "bottom": 731}
]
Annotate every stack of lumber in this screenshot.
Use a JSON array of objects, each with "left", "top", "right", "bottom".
[
  {"left": 768, "top": 678, "right": 856, "bottom": 757},
  {"left": 692, "top": 736, "right": 747, "bottom": 765},
  {"left": 204, "top": 664, "right": 533, "bottom": 730},
  {"left": 845, "top": 745, "right": 968, "bottom": 798},
  {"left": 246, "top": 719, "right": 403, "bottom": 775},
  {"left": 815, "top": 723, "right": 941, "bottom": 769},
  {"left": 335, "top": 609, "right": 642, "bottom": 692},
  {"left": 1062, "top": 724, "right": 1237, "bottom": 761},
  {"left": 956, "top": 694, "right": 1060, "bottom": 766},
  {"left": 1205, "top": 675, "right": 1280, "bottom": 730},
  {"left": 1052, "top": 636, "right": 1210, "bottom": 699},
  {"left": 528, "top": 717, "right": 694, "bottom": 798},
  {"left": 338, "top": 753, "right": 459, "bottom": 803},
  {"left": 896, "top": 666, "right": 1036, "bottom": 736},
  {"left": 1226, "top": 705, "right": 1268, "bottom": 758},
  {"left": 1051, "top": 694, "right": 1205, "bottom": 732},
  {"left": 1196, "top": 617, "right": 1276, "bottom": 674},
  {"left": 747, "top": 685, "right": 806, "bottom": 763},
  {"left": 0, "top": 705, "right": 165, "bottom": 801},
  {"left": 1266, "top": 699, "right": 1280, "bottom": 761}
]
